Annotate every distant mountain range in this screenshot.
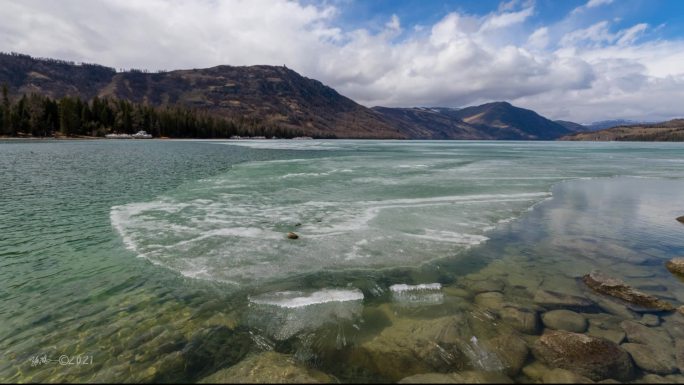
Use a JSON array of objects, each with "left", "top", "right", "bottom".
[
  {"left": 561, "top": 119, "right": 684, "bottom": 141},
  {"left": 583, "top": 119, "right": 653, "bottom": 131},
  {"left": 554, "top": 120, "right": 588, "bottom": 133},
  {"left": 0, "top": 52, "right": 609, "bottom": 140},
  {"left": 373, "top": 102, "right": 575, "bottom": 139}
]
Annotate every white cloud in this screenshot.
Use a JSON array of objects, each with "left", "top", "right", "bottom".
[
  {"left": 386, "top": 14, "right": 401, "bottom": 32},
  {"left": 616, "top": 23, "right": 647, "bottom": 46},
  {"left": 0, "top": 0, "right": 339, "bottom": 71},
  {"left": 586, "top": 0, "right": 614, "bottom": 8},
  {"left": 560, "top": 21, "right": 615, "bottom": 47},
  {"left": 560, "top": 21, "right": 648, "bottom": 48},
  {"left": 527, "top": 27, "right": 549, "bottom": 49},
  {"left": 572, "top": 0, "right": 613, "bottom": 15},
  {"left": 0, "top": 0, "right": 682, "bottom": 123},
  {"left": 524, "top": 38, "right": 684, "bottom": 123},
  {"left": 498, "top": 0, "right": 519, "bottom": 12},
  {"left": 480, "top": 6, "right": 534, "bottom": 32}
]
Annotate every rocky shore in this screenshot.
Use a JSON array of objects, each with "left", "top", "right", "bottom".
[
  {"left": 16, "top": 251, "right": 684, "bottom": 384},
  {"left": 183, "top": 255, "right": 684, "bottom": 384}
]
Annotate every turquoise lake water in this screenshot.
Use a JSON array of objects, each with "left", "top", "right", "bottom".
[{"left": 2, "top": 139, "right": 684, "bottom": 382}]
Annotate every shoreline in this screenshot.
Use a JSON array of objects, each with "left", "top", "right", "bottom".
[
  {"left": 0, "top": 135, "right": 177, "bottom": 140},
  {"left": 3, "top": 136, "right": 684, "bottom": 142}
]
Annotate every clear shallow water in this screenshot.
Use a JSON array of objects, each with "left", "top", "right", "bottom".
[{"left": 2, "top": 139, "right": 684, "bottom": 383}]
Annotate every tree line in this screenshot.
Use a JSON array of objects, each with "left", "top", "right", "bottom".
[{"left": 0, "top": 85, "right": 319, "bottom": 139}]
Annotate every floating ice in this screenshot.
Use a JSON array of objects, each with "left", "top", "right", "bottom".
[
  {"left": 248, "top": 288, "right": 364, "bottom": 308},
  {"left": 389, "top": 283, "right": 442, "bottom": 292},
  {"left": 247, "top": 288, "right": 364, "bottom": 340},
  {"left": 390, "top": 283, "right": 444, "bottom": 306}
]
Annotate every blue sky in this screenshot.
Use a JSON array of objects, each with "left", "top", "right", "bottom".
[
  {"left": 334, "top": 0, "right": 684, "bottom": 41},
  {"left": 1, "top": 0, "right": 684, "bottom": 123}
]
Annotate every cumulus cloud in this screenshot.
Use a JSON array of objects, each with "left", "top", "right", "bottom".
[{"left": 0, "top": 0, "right": 682, "bottom": 123}]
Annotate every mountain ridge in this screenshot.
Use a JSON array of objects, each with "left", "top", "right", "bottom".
[
  {"left": 0, "top": 52, "right": 404, "bottom": 139},
  {"left": 561, "top": 119, "right": 684, "bottom": 141},
  {"left": 1, "top": 52, "right": 584, "bottom": 140},
  {"left": 584, "top": 119, "right": 654, "bottom": 131},
  {"left": 373, "top": 102, "right": 577, "bottom": 140}
]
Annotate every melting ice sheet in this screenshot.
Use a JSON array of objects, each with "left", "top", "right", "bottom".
[
  {"left": 112, "top": 140, "right": 684, "bottom": 286},
  {"left": 246, "top": 288, "right": 364, "bottom": 340},
  {"left": 109, "top": 142, "right": 563, "bottom": 285}
]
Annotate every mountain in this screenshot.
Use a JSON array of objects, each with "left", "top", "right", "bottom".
[
  {"left": 555, "top": 120, "right": 588, "bottom": 133},
  {"left": 370, "top": 107, "right": 490, "bottom": 139},
  {"left": 561, "top": 119, "right": 684, "bottom": 141},
  {"left": 0, "top": 52, "right": 404, "bottom": 139},
  {"left": 584, "top": 119, "right": 651, "bottom": 131},
  {"left": 450, "top": 102, "right": 574, "bottom": 140},
  {"left": 1, "top": 52, "right": 581, "bottom": 140},
  {"left": 374, "top": 102, "right": 575, "bottom": 140}
]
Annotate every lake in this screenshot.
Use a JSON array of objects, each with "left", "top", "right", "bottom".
[{"left": 2, "top": 139, "right": 684, "bottom": 382}]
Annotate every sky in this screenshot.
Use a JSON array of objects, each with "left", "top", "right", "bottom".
[{"left": 2, "top": 0, "right": 684, "bottom": 123}]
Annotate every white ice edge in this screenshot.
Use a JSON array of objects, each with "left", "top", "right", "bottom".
[
  {"left": 389, "top": 283, "right": 442, "bottom": 293},
  {"left": 249, "top": 288, "right": 364, "bottom": 308}
]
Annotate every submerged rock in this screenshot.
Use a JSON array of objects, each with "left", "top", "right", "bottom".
[
  {"left": 620, "top": 320, "right": 673, "bottom": 349},
  {"left": 531, "top": 330, "right": 634, "bottom": 381},
  {"left": 542, "top": 310, "right": 588, "bottom": 333},
  {"left": 482, "top": 334, "right": 529, "bottom": 377},
  {"left": 522, "top": 361, "right": 550, "bottom": 381},
  {"left": 500, "top": 306, "right": 540, "bottom": 335},
  {"left": 397, "top": 373, "right": 462, "bottom": 383},
  {"left": 469, "top": 279, "right": 505, "bottom": 294},
  {"left": 458, "top": 371, "right": 513, "bottom": 383},
  {"left": 533, "top": 289, "right": 596, "bottom": 311},
  {"left": 398, "top": 371, "right": 513, "bottom": 384},
  {"left": 588, "top": 294, "right": 638, "bottom": 319},
  {"left": 463, "top": 309, "right": 502, "bottom": 341},
  {"left": 198, "top": 351, "right": 334, "bottom": 383},
  {"left": 664, "top": 316, "right": 684, "bottom": 340},
  {"left": 149, "top": 351, "right": 186, "bottom": 383},
  {"left": 638, "top": 374, "right": 672, "bottom": 384},
  {"left": 638, "top": 374, "right": 684, "bottom": 384},
  {"left": 473, "top": 292, "right": 504, "bottom": 310},
  {"left": 621, "top": 343, "right": 677, "bottom": 375},
  {"left": 666, "top": 258, "right": 684, "bottom": 276},
  {"left": 587, "top": 325, "right": 625, "bottom": 345},
  {"left": 582, "top": 271, "right": 675, "bottom": 311},
  {"left": 677, "top": 340, "right": 684, "bottom": 374},
  {"left": 287, "top": 232, "right": 299, "bottom": 239},
  {"left": 353, "top": 316, "right": 469, "bottom": 381},
  {"left": 181, "top": 326, "right": 252, "bottom": 382},
  {"left": 542, "top": 368, "right": 595, "bottom": 384},
  {"left": 639, "top": 314, "right": 661, "bottom": 327}
]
